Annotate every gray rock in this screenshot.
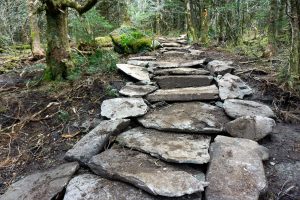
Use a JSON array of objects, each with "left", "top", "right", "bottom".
[
  {"left": 163, "top": 51, "right": 186, "bottom": 56},
  {"left": 138, "top": 102, "right": 230, "bottom": 133},
  {"left": 225, "top": 116, "right": 276, "bottom": 141},
  {"left": 79, "top": 118, "right": 102, "bottom": 132},
  {"left": 206, "top": 136, "right": 269, "bottom": 200},
  {"left": 64, "top": 174, "right": 203, "bottom": 200},
  {"left": 146, "top": 85, "right": 219, "bottom": 102},
  {"left": 0, "top": 162, "right": 79, "bottom": 200},
  {"left": 119, "top": 83, "right": 158, "bottom": 97},
  {"left": 149, "top": 61, "right": 180, "bottom": 69},
  {"left": 154, "top": 75, "right": 213, "bottom": 89},
  {"left": 129, "top": 56, "right": 157, "bottom": 61},
  {"left": 218, "top": 73, "right": 253, "bottom": 100},
  {"left": 127, "top": 60, "right": 150, "bottom": 67},
  {"left": 162, "top": 42, "right": 182, "bottom": 47},
  {"left": 207, "top": 60, "right": 235, "bottom": 75},
  {"left": 117, "top": 64, "right": 150, "bottom": 82},
  {"left": 188, "top": 49, "right": 204, "bottom": 56},
  {"left": 101, "top": 98, "right": 148, "bottom": 119},
  {"left": 154, "top": 68, "right": 210, "bottom": 76},
  {"left": 64, "top": 119, "right": 130, "bottom": 164},
  {"left": 179, "top": 60, "right": 206, "bottom": 68},
  {"left": 223, "top": 99, "right": 275, "bottom": 119},
  {"left": 88, "top": 148, "right": 208, "bottom": 197},
  {"left": 117, "top": 127, "right": 211, "bottom": 164}
]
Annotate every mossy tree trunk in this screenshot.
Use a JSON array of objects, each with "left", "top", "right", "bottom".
[
  {"left": 42, "top": 0, "right": 99, "bottom": 80},
  {"left": 186, "top": 0, "right": 197, "bottom": 42},
  {"left": 27, "top": 0, "right": 45, "bottom": 59}
]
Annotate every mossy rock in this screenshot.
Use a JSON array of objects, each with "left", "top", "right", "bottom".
[
  {"left": 109, "top": 26, "right": 158, "bottom": 54},
  {"left": 95, "top": 36, "right": 113, "bottom": 47}
]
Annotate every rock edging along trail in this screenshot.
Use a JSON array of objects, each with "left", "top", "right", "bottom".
[{"left": 1, "top": 36, "right": 276, "bottom": 200}]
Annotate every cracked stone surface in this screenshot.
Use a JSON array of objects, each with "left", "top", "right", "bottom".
[
  {"left": 218, "top": 73, "right": 253, "bottom": 100},
  {"left": 117, "top": 127, "right": 211, "bottom": 164},
  {"left": 206, "top": 136, "right": 269, "bottom": 200},
  {"left": 119, "top": 83, "right": 158, "bottom": 97},
  {"left": 64, "top": 119, "right": 130, "bottom": 164},
  {"left": 138, "top": 102, "right": 230, "bottom": 133},
  {"left": 88, "top": 148, "right": 208, "bottom": 197},
  {"left": 0, "top": 162, "right": 79, "bottom": 200},
  {"left": 117, "top": 64, "right": 150, "bottom": 82},
  {"left": 101, "top": 98, "right": 148, "bottom": 119},
  {"left": 223, "top": 99, "right": 275, "bottom": 119}
]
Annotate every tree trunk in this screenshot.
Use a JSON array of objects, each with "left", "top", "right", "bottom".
[
  {"left": 186, "top": 0, "right": 197, "bottom": 42},
  {"left": 46, "top": 8, "right": 70, "bottom": 80},
  {"left": 267, "top": 0, "right": 278, "bottom": 57},
  {"left": 27, "top": 0, "right": 44, "bottom": 59}
]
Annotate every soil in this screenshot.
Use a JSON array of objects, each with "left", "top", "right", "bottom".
[{"left": 0, "top": 44, "right": 299, "bottom": 200}]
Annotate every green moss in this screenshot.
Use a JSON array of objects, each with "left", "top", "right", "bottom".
[
  {"left": 12, "top": 44, "right": 31, "bottom": 50},
  {"left": 95, "top": 36, "right": 113, "bottom": 47}
]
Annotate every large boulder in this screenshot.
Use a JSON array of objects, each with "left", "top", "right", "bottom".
[
  {"left": 225, "top": 116, "right": 276, "bottom": 141},
  {"left": 0, "top": 162, "right": 79, "bottom": 200},
  {"left": 138, "top": 102, "right": 230, "bottom": 133},
  {"left": 206, "top": 136, "right": 269, "bottom": 200},
  {"left": 218, "top": 73, "right": 253, "bottom": 100},
  {"left": 88, "top": 148, "right": 208, "bottom": 197},
  {"left": 223, "top": 99, "right": 275, "bottom": 119},
  {"left": 64, "top": 119, "right": 130, "bottom": 164},
  {"left": 101, "top": 98, "right": 148, "bottom": 119},
  {"left": 117, "top": 127, "right": 211, "bottom": 164}
]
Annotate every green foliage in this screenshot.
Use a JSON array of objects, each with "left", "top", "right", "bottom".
[
  {"left": 105, "top": 85, "right": 119, "bottom": 97},
  {"left": 58, "top": 110, "right": 70, "bottom": 123},
  {"left": 68, "top": 49, "right": 119, "bottom": 80},
  {"left": 277, "top": 66, "right": 300, "bottom": 91},
  {"left": 69, "top": 8, "right": 114, "bottom": 45}
]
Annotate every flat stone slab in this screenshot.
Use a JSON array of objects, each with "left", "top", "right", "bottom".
[
  {"left": 206, "top": 136, "right": 269, "bottom": 200},
  {"left": 163, "top": 51, "right": 186, "bottom": 56},
  {"left": 147, "top": 85, "right": 219, "bottom": 102},
  {"left": 0, "top": 162, "right": 79, "bottom": 200},
  {"left": 218, "top": 73, "right": 253, "bottom": 100},
  {"left": 119, "top": 83, "right": 158, "bottom": 97},
  {"left": 64, "top": 174, "right": 203, "bottom": 200},
  {"left": 179, "top": 60, "right": 205, "bottom": 68},
  {"left": 64, "top": 119, "right": 130, "bottom": 164},
  {"left": 117, "top": 127, "right": 211, "bottom": 164},
  {"left": 129, "top": 56, "right": 157, "bottom": 61},
  {"left": 149, "top": 61, "right": 180, "bottom": 68},
  {"left": 162, "top": 42, "right": 182, "bottom": 47},
  {"left": 154, "top": 68, "right": 210, "bottom": 76},
  {"left": 225, "top": 116, "right": 276, "bottom": 141},
  {"left": 223, "top": 99, "right": 275, "bottom": 119},
  {"left": 127, "top": 60, "right": 150, "bottom": 67},
  {"left": 101, "top": 98, "right": 148, "bottom": 119},
  {"left": 117, "top": 64, "right": 150, "bottom": 82},
  {"left": 207, "top": 60, "right": 235, "bottom": 75},
  {"left": 138, "top": 102, "right": 230, "bottom": 133},
  {"left": 88, "top": 148, "right": 208, "bottom": 197},
  {"left": 154, "top": 75, "right": 213, "bottom": 89}
]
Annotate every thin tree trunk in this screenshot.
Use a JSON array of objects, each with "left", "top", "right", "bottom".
[
  {"left": 186, "top": 0, "right": 197, "bottom": 42},
  {"left": 46, "top": 8, "right": 70, "bottom": 80},
  {"left": 27, "top": 0, "right": 44, "bottom": 59}
]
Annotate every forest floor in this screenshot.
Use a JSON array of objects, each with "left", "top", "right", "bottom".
[{"left": 0, "top": 43, "right": 299, "bottom": 199}]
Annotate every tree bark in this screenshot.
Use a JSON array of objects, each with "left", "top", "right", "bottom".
[
  {"left": 186, "top": 0, "right": 197, "bottom": 42},
  {"left": 27, "top": 0, "right": 45, "bottom": 59}
]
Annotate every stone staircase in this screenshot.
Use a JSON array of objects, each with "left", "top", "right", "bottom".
[{"left": 1, "top": 36, "right": 277, "bottom": 200}]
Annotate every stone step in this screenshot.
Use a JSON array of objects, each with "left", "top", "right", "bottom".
[
  {"left": 64, "top": 174, "right": 203, "bottom": 200},
  {"left": 64, "top": 119, "right": 130, "bottom": 165},
  {"left": 154, "top": 68, "right": 210, "bottom": 76},
  {"left": 146, "top": 85, "right": 219, "bottom": 102},
  {"left": 126, "top": 60, "right": 205, "bottom": 69},
  {"left": 206, "top": 136, "right": 269, "bottom": 200},
  {"left": 119, "top": 83, "right": 158, "bottom": 97},
  {"left": 117, "top": 64, "right": 150, "bottom": 82},
  {"left": 161, "top": 42, "right": 182, "bottom": 47},
  {"left": 88, "top": 148, "right": 208, "bottom": 197},
  {"left": 0, "top": 162, "right": 79, "bottom": 200},
  {"left": 101, "top": 98, "right": 149, "bottom": 119},
  {"left": 223, "top": 99, "right": 276, "bottom": 119},
  {"left": 154, "top": 75, "right": 213, "bottom": 89},
  {"left": 117, "top": 127, "right": 211, "bottom": 164},
  {"left": 207, "top": 60, "right": 235, "bottom": 75},
  {"left": 138, "top": 102, "right": 230, "bottom": 134},
  {"left": 129, "top": 56, "right": 157, "bottom": 61}
]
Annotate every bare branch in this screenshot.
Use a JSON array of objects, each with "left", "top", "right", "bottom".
[{"left": 64, "top": 0, "right": 99, "bottom": 15}]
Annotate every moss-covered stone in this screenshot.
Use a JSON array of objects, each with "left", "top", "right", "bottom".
[{"left": 95, "top": 36, "right": 113, "bottom": 47}]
